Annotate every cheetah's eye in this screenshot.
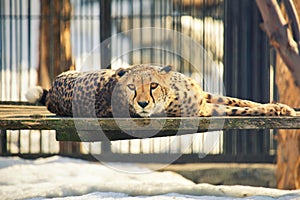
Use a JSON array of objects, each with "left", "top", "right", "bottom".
[
  {"left": 127, "top": 84, "right": 136, "bottom": 91},
  {"left": 150, "top": 82, "right": 159, "bottom": 90}
]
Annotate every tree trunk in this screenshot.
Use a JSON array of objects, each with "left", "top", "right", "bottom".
[
  {"left": 276, "top": 56, "right": 300, "bottom": 189},
  {"left": 38, "top": 0, "right": 78, "bottom": 155},
  {"left": 276, "top": 1, "right": 300, "bottom": 190},
  {"left": 256, "top": 0, "right": 300, "bottom": 189},
  {"left": 38, "top": 0, "right": 74, "bottom": 89}
]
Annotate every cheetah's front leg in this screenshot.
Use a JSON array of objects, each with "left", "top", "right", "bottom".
[{"left": 200, "top": 102, "right": 296, "bottom": 116}]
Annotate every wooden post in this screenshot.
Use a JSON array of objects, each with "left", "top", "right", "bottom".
[
  {"left": 38, "top": 0, "right": 78, "bottom": 155},
  {"left": 276, "top": 55, "right": 300, "bottom": 189},
  {"left": 256, "top": 0, "right": 300, "bottom": 189},
  {"left": 38, "top": 0, "right": 74, "bottom": 89},
  {"left": 275, "top": 1, "right": 300, "bottom": 190}
]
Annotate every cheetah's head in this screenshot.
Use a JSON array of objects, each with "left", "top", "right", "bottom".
[{"left": 115, "top": 64, "right": 173, "bottom": 117}]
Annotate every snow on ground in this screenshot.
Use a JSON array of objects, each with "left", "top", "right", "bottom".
[{"left": 0, "top": 156, "right": 300, "bottom": 200}]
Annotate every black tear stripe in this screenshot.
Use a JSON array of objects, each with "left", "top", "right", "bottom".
[
  {"left": 133, "top": 90, "right": 137, "bottom": 102},
  {"left": 150, "top": 88, "right": 156, "bottom": 104}
]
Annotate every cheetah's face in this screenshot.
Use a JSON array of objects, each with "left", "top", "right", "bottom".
[
  {"left": 116, "top": 65, "right": 172, "bottom": 117},
  {"left": 126, "top": 80, "right": 166, "bottom": 117}
]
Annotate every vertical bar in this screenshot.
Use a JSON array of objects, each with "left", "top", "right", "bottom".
[
  {"left": 59, "top": 0, "right": 63, "bottom": 72},
  {"left": 17, "top": 131, "right": 21, "bottom": 154},
  {"left": 238, "top": 0, "right": 248, "bottom": 99},
  {"left": 27, "top": 0, "right": 31, "bottom": 87},
  {"left": 90, "top": 0, "right": 93, "bottom": 64},
  {"left": 100, "top": 0, "right": 111, "bottom": 153},
  {"left": 239, "top": 0, "right": 249, "bottom": 156},
  {"left": 163, "top": 0, "right": 169, "bottom": 64},
  {"left": 251, "top": 2, "right": 259, "bottom": 101},
  {"left": 251, "top": 1, "right": 260, "bottom": 154},
  {"left": 171, "top": 1, "right": 175, "bottom": 68},
  {"left": 188, "top": 0, "right": 193, "bottom": 74},
  {"left": 9, "top": 0, "right": 13, "bottom": 100},
  {"left": 100, "top": 0, "right": 111, "bottom": 69},
  {"left": 49, "top": 0, "right": 54, "bottom": 80},
  {"left": 150, "top": 0, "right": 155, "bottom": 63},
  {"left": 223, "top": 0, "right": 232, "bottom": 154},
  {"left": 28, "top": 130, "right": 31, "bottom": 154},
  {"left": 74, "top": 0, "right": 82, "bottom": 65},
  {"left": 178, "top": 0, "right": 183, "bottom": 73},
  {"left": 224, "top": 0, "right": 237, "bottom": 97},
  {"left": 160, "top": 0, "right": 163, "bottom": 64},
  {"left": 201, "top": 0, "right": 205, "bottom": 87},
  {"left": 81, "top": 0, "right": 85, "bottom": 57},
  {"left": 129, "top": 0, "right": 133, "bottom": 64},
  {"left": 119, "top": 0, "right": 123, "bottom": 66},
  {"left": 0, "top": 0, "right": 3, "bottom": 100},
  {"left": 0, "top": 130, "right": 7, "bottom": 154},
  {"left": 28, "top": 130, "right": 31, "bottom": 153},
  {"left": 139, "top": 0, "right": 143, "bottom": 64},
  {"left": 8, "top": 131, "right": 12, "bottom": 153},
  {"left": 39, "top": 130, "right": 43, "bottom": 153},
  {"left": 18, "top": 0, "right": 23, "bottom": 100},
  {"left": 2, "top": 0, "right": 7, "bottom": 101}
]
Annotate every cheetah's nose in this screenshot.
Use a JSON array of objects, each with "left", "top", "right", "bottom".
[{"left": 138, "top": 101, "right": 149, "bottom": 108}]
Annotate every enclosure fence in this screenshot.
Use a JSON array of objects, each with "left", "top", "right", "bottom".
[{"left": 0, "top": 0, "right": 277, "bottom": 163}]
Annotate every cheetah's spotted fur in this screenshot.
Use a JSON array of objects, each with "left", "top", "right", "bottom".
[{"left": 31, "top": 64, "right": 296, "bottom": 117}]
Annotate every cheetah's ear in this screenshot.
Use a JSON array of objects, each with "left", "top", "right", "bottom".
[
  {"left": 160, "top": 65, "right": 173, "bottom": 74},
  {"left": 116, "top": 68, "right": 129, "bottom": 77}
]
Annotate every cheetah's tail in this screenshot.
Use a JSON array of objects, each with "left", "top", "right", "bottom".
[{"left": 25, "top": 86, "right": 48, "bottom": 106}]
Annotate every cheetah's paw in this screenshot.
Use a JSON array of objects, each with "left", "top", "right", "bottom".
[
  {"left": 274, "top": 103, "right": 296, "bottom": 116},
  {"left": 259, "top": 103, "right": 296, "bottom": 116}
]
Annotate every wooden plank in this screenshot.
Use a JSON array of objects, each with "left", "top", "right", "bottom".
[
  {"left": 1, "top": 105, "right": 300, "bottom": 142},
  {"left": 0, "top": 105, "right": 52, "bottom": 118}
]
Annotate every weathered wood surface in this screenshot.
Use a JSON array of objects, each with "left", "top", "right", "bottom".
[{"left": 1, "top": 104, "right": 300, "bottom": 142}]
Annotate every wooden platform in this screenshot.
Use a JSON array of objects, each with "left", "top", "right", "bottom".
[{"left": 1, "top": 104, "right": 300, "bottom": 142}]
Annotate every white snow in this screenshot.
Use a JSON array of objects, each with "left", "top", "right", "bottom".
[{"left": 0, "top": 156, "right": 300, "bottom": 200}]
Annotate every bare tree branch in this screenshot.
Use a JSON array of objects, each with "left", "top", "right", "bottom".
[
  {"left": 256, "top": 0, "right": 300, "bottom": 86},
  {"left": 283, "top": 0, "right": 300, "bottom": 50}
]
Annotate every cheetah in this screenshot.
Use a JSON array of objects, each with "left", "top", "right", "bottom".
[{"left": 26, "top": 64, "right": 296, "bottom": 118}]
